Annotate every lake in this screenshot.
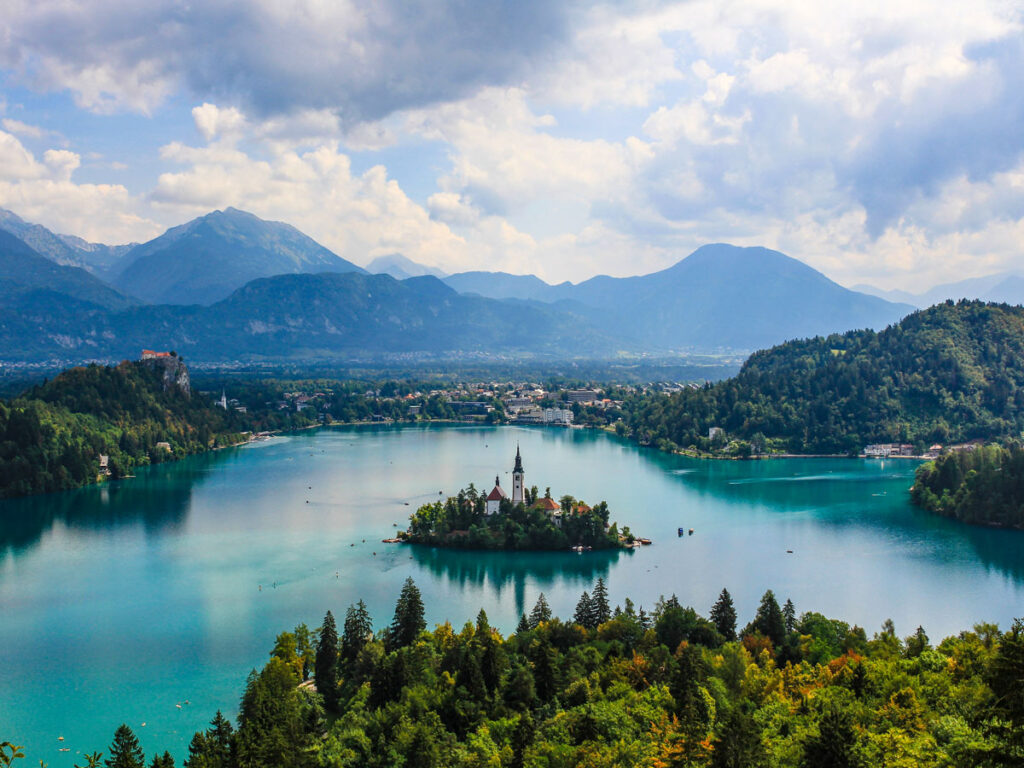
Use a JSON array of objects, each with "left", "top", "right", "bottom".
[{"left": 2, "top": 423, "right": 1023, "bottom": 764}]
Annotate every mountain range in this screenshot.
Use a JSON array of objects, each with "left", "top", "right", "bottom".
[
  {"left": 0, "top": 206, "right": 919, "bottom": 362},
  {"left": 853, "top": 272, "right": 1024, "bottom": 309}
]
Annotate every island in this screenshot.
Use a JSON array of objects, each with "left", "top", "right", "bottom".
[{"left": 403, "top": 446, "right": 639, "bottom": 550}]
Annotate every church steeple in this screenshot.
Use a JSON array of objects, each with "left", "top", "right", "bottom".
[{"left": 512, "top": 444, "right": 524, "bottom": 505}]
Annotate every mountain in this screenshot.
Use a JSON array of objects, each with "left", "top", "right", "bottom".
[
  {"left": 0, "top": 271, "right": 617, "bottom": 361},
  {"left": 0, "top": 208, "right": 90, "bottom": 268},
  {"left": 445, "top": 245, "right": 912, "bottom": 351},
  {"left": 112, "top": 208, "right": 366, "bottom": 305},
  {"left": 366, "top": 253, "right": 446, "bottom": 280},
  {"left": 854, "top": 272, "right": 1024, "bottom": 309},
  {"left": 0, "top": 230, "right": 137, "bottom": 311},
  {"left": 621, "top": 300, "right": 1024, "bottom": 454},
  {"left": 443, "top": 271, "right": 570, "bottom": 301},
  {"left": 0, "top": 207, "right": 137, "bottom": 277},
  {"left": 56, "top": 234, "right": 136, "bottom": 278}
]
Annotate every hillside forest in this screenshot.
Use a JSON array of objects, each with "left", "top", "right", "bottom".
[{"left": 10, "top": 578, "right": 1023, "bottom": 768}]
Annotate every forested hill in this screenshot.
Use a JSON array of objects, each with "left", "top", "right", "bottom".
[
  {"left": 0, "top": 357, "right": 254, "bottom": 498},
  {"left": 622, "top": 301, "right": 1024, "bottom": 454},
  {"left": 912, "top": 442, "right": 1024, "bottom": 528}
]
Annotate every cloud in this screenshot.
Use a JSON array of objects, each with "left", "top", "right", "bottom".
[
  {"left": 1, "top": 118, "right": 46, "bottom": 139},
  {"left": 1, "top": 0, "right": 578, "bottom": 121},
  {"left": 0, "top": 130, "right": 159, "bottom": 242},
  {"left": 3, "top": 0, "right": 1024, "bottom": 292}
]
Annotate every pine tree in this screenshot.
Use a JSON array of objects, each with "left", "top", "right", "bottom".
[
  {"left": 516, "top": 613, "right": 530, "bottom": 633},
  {"left": 592, "top": 578, "right": 611, "bottom": 625},
  {"left": 801, "top": 704, "right": 863, "bottom": 768},
  {"left": 752, "top": 589, "right": 786, "bottom": 646},
  {"left": 105, "top": 725, "right": 144, "bottom": 768},
  {"left": 709, "top": 588, "right": 738, "bottom": 641},
  {"left": 315, "top": 610, "right": 340, "bottom": 709},
  {"left": 528, "top": 593, "right": 552, "bottom": 629},
  {"left": 638, "top": 606, "right": 652, "bottom": 631},
  {"left": 187, "top": 711, "right": 232, "bottom": 768},
  {"left": 623, "top": 597, "right": 636, "bottom": 618},
  {"left": 783, "top": 599, "right": 797, "bottom": 634},
  {"left": 574, "top": 591, "right": 595, "bottom": 628},
  {"left": 149, "top": 753, "right": 174, "bottom": 768},
  {"left": 387, "top": 576, "right": 426, "bottom": 651},
  {"left": 711, "top": 706, "right": 767, "bottom": 768},
  {"left": 341, "top": 600, "right": 373, "bottom": 666}
]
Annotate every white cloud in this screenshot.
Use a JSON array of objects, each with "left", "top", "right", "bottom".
[
  {"left": 1, "top": 118, "right": 46, "bottom": 139},
  {"left": 0, "top": 130, "right": 159, "bottom": 242}
]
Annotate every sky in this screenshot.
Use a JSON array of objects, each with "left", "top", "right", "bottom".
[{"left": 0, "top": 0, "right": 1022, "bottom": 290}]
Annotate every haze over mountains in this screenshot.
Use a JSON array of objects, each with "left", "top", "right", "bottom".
[
  {"left": 0, "top": 206, "right": 923, "bottom": 363},
  {"left": 854, "top": 273, "right": 1024, "bottom": 309}
]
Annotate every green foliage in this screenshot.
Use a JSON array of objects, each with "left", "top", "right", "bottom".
[
  {"left": 386, "top": 577, "right": 426, "bottom": 652},
  {"left": 315, "top": 611, "right": 340, "bottom": 710},
  {"left": 40, "top": 586, "right": 1024, "bottom": 768},
  {"left": 105, "top": 725, "right": 144, "bottom": 768},
  {"left": 710, "top": 588, "right": 738, "bottom": 642},
  {"left": 405, "top": 487, "right": 628, "bottom": 551},
  {"left": 619, "top": 301, "right": 1024, "bottom": 455},
  {"left": 0, "top": 361, "right": 250, "bottom": 498},
  {"left": 911, "top": 441, "right": 1024, "bottom": 527}
]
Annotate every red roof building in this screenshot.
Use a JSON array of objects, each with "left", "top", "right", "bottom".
[{"left": 485, "top": 476, "right": 507, "bottom": 515}]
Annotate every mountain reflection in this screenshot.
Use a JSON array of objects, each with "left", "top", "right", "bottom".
[
  {"left": 0, "top": 452, "right": 222, "bottom": 554},
  {"left": 411, "top": 544, "right": 628, "bottom": 616}
]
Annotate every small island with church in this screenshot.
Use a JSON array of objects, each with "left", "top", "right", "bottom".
[{"left": 402, "top": 447, "right": 641, "bottom": 551}]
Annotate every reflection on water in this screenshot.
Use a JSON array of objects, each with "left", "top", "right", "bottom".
[
  {"left": 0, "top": 451, "right": 225, "bottom": 554},
  {"left": 411, "top": 544, "right": 625, "bottom": 615}
]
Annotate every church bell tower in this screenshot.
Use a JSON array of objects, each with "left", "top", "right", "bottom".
[{"left": 512, "top": 445, "right": 524, "bottom": 505}]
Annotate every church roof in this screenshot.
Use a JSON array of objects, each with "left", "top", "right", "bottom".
[
  {"left": 533, "top": 497, "right": 559, "bottom": 511},
  {"left": 487, "top": 476, "right": 508, "bottom": 501}
]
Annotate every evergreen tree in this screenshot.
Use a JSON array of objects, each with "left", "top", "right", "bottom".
[
  {"left": 711, "top": 707, "right": 766, "bottom": 768},
  {"left": 341, "top": 600, "right": 373, "bottom": 666},
  {"left": 622, "top": 597, "right": 637, "bottom": 618},
  {"left": 801, "top": 704, "right": 864, "bottom": 768},
  {"left": 592, "top": 578, "right": 611, "bottom": 624},
  {"left": 516, "top": 613, "right": 530, "bottom": 633},
  {"left": 105, "top": 725, "right": 145, "bottom": 768},
  {"left": 387, "top": 576, "right": 426, "bottom": 651},
  {"left": 149, "top": 753, "right": 174, "bottom": 768},
  {"left": 638, "top": 606, "right": 652, "bottom": 631},
  {"left": 988, "top": 618, "right": 1024, "bottom": 755},
  {"left": 315, "top": 610, "right": 340, "bottom": 709},
  {"left": 528, "top": 593, "right": 552, "bottom": 629},
  {"left": 751, "top": 589, "right": 786, "bottom": 647},
  {"left": 904, "top": 625, "right": 930, "bottom": 658},
  {"left": 783, "top": 599, "right": 797, "bottom": 635},
  {"left": 184, "top": 711, "right": 232, "bottom": 768},
  {"left": 709, "top": 588, "right": 738, "bottom": 641},
  {"left": 574, "top": 591, "right": 595, "bottom": 629}
]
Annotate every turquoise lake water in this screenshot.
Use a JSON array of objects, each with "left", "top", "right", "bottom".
[{"left": 2, "top": 423, "right": 1024, "bottom": 764}]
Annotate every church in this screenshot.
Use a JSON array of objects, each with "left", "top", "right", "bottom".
[{"left": 485, "top": 446, "right": 525, "bottom": 514}]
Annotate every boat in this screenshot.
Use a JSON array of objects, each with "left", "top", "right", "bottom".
[
  {"left": 638, "top": 538, "right": 652, "bottom": 545},
  {"left": 688, "top": 528, "right": 694, "bottom": 535}
]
